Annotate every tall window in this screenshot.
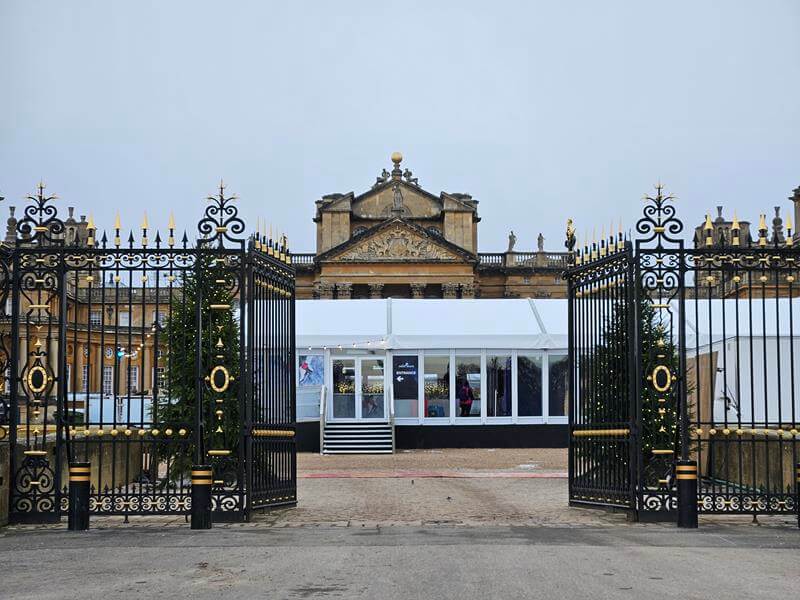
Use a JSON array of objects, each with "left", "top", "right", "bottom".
[
  {"left": 423, "top": 355, "right": 449, "bottom": 418},
  {"left": 128, "top": 366, "right": 139, "bottom": 394},
  {"left": 486, "top": 354, "right": 512, "bottom": 417},
  {"left": 89, "top": 310, "right": 102, "bottom": 327},
  {"left": 518, "top": 354, "right": 543, "bottom": 416},
  {"left": 81, "top": 365, "right": 89, "bottom": 393},
  {"left": 155, "top": 367, "right": 167, "bottom": 395},
  {"left": 455, "top": 356, "right": 481, "bottom": 417},
  {"left": 118, "top": 311, "right": 130, "bottom": 327},
  {"left": 102, "top": 366, "right": 114, "bottom": 396},
  {"left": 65, "top": 364, "right": 72, "bottom": 393},
  {"left": 548, "top": 354, "right": 569, "bottom": 417},
  {"left": 152, "top": 311, "right": 167, "bottom": 327}
]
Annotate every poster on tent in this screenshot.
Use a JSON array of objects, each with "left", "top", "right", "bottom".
[{"left": 298, "top": 354, "right": 324, "bottom": 386}]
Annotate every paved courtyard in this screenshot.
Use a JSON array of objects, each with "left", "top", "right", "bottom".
[{"left": 1, "top": 449, "right": 798, "bottom": 599}]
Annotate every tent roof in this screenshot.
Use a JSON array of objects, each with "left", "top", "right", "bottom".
[
  {"left": 677, "top": 297, "right": 800, "bottom": 348},
  {"left": 295, "top": 298, "right": 568, "bottom": 350}
]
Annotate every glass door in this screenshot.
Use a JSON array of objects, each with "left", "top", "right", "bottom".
[
  {"left": 329, "top": 357, "right": 386, "bottom": 421},
  {"left": 359, "top": 358, "right": 385, "bottom": 420},
  {"left": 332, "top": 358, "right": 356, "bottom": 419}
]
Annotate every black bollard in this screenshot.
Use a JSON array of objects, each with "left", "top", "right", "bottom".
[
  {"left": 67, "top": 462, "right": 91, "bottom": 531},
  {"left": 676, "top": 460, "right": 698, "bottom": 528},
  {"left": 190, "top": 465, "right": 213, "bottom": 529}
]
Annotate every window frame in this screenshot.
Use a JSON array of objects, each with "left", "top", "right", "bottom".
[
  {"left": 453, "top": 350, "right": 483, "bottom": 423},
  {"left": 420, "top": 350, "right": 451, "bottom": 423},
  {"left": 485, "top": 350, "right": 514, "bottom": 423},
  {"left": 516, "top": 350, "right": 546, "bottom": 424}
]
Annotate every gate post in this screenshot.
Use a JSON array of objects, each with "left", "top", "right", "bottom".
[
  {"left": 67, "top": 462, "right": 90, "bottom": 531},
  {"left": 676, "top": 460, "right": 698, "bottom": 528},
  {"left": 190, "top": 465, "right": 213, "bottom": 529}
]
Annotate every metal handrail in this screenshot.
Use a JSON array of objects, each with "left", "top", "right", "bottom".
[
  {"left": 389, "top": 384, "right": 396, "bottom": 453},
  {"left": 318, "top": 384, "right": 326, "bottom": 455}
]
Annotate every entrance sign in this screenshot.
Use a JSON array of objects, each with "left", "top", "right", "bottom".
[{"left": 393, "top": 356, "right": 418, "bottom": 400}]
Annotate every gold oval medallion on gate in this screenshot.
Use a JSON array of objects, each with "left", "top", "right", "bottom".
[
  {"left": 209, "top": 365, "right": 231, "bottom": 393},
  {"left": 651, "top": 365, "right": 672, "bottom": 393},
  {"left": 26, "top": 365, "right": 49, "bottom": 394}
]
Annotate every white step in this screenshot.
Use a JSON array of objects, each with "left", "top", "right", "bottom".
[{"left": 322, "top": 422, "right": 394, "bottom": 455}]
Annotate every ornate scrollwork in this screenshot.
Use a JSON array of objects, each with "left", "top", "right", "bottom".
[
  {"left": 16, "top": 183, "right": 66, "bottom": 245},
  {"left": 635, "top": 183, "right": 683, "bottom": 249},
  {"left": 197, "top": 181, "right": 246, "bottom": 247},
  {"left": 11, "top": 455, "right": 56, "bottom": 514}
]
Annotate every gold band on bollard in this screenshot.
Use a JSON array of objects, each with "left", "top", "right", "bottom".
[
  {"left": 676, "top": 464, "right": 697, "bottom": 480},
  {"left": 69, "top": 465, "right": 91, "bottom": 483},
  {"left": 191, "top": 469, "right": 213, "bottom": 485}
]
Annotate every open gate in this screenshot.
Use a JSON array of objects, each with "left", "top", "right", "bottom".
[
  {"left": 2, "top": 182, "right": 296, "bottom": 524},
  {"left": 567, "top": 186, "right": 799, "bottom": 524}
]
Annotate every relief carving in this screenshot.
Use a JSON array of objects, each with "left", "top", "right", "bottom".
[{"left": 335, "top": 225, "right": 459, "bottom": 261}]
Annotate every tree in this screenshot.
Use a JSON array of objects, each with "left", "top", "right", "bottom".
[
  {"left": 583, "top": 297, "right": 681, "bottom": 469},
  {"left": 157, "top": 252, "right": 241, "bottom": 482}
]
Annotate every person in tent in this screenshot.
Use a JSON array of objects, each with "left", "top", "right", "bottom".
[{"left": 458, "top": 378, "right": 474, "bottom": 417}]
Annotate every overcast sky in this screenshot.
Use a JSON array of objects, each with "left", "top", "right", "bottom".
[{"left": 1, "top": 1, "right": 799, "bottom": 252}]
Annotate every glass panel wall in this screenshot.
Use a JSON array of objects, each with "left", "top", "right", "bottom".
[
  {"left": 455, "top": 355, "right": 481, "bottom": 417},
  {"left": 423, "top": 355, "right": 449, "bottom": 418},
  {"left": 548, "top": 354, "right": 569, "bottom": 417},
  {"left": 393, "top": 355, "right": 419, "bottom": 418},
  {"left": 518, "top": 354, "right": 543, "bottom": 416},
  {"left": 332, "top": 358, "right": 356, "bottom": 419},
  {"left": 361, "top": 358, "right": 385, "bottom": 419},
  {"left": 486, "top": 354, "right": 512, "bottom": 417}
]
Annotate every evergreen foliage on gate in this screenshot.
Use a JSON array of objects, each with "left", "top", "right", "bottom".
[
  {"left": 158, "top": 252, "right": 241, "bottom": 481},
  {"left": 587, "top": 298, "right": 680, "bottom": 465}
]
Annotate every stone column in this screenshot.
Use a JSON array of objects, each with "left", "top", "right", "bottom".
[
  {"left": 410, "top": 283, "right": 426, "bottom": 299},
  {"left": 460, "top": 283, "right": 475, "bottom": 299},
  {"left": 369, "top": 283, "right": 384, "bottom": 299},
  {"left": 319, "top": 283, "right": 335, "bottom": 299},
  {"left": 442, "top": 283, "right": 459, "bottom": 299},
  {"left": 336, "top": 283, "right": 352, "bottom": 299}
]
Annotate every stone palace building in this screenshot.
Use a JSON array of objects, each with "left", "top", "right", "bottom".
[{"left": 292, "top": 153, "right": 571, "bottom": 300}]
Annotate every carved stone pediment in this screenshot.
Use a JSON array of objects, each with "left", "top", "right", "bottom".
[{"left": 331, "top": 222, "right": 464, "bottom": 262}]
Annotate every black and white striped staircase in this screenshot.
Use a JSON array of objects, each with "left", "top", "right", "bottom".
[{"left": 322, "top": 422, "right": 394, "bottom": 454}]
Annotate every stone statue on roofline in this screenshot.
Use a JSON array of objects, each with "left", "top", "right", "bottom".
[
  {"left": 507, "top": 230, "right": 517, "bottom": 253},
  {"left": 537, "top": 233, "right": 544, "bottom": 252}
]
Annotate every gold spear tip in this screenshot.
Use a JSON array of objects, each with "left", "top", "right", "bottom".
[
  {"left": 704, "top": 214, "right": 713, "bottom": 230},
  {"left": 114, "top": 212, "right": 121, "bottom": 230},
  {"left": 167, "top": 212, "right": 175, "bottom": 230},
  {"left": 141, "top": 212, "right": 149, "bottom": 230},
  {"left": 87, "top": 214, "right": 95, "bottom": 230},
  {"left": 731, "top": 211, "right": 740, "bottom": 230},
  {"left": 759, "top": 213, "right": 767, "bottom": 230}
]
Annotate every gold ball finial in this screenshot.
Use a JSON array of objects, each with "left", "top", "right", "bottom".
[{"left": 391, "top": 151, "right": 403, "bottom": 165}]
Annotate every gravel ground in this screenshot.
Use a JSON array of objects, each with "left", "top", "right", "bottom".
[{"left": 298, "top": 448, "right": 568, "bottom": 473}]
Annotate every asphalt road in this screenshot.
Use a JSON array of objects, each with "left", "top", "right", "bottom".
[{"left": 1, "top": 524, "right": 798, "bottom": 599}]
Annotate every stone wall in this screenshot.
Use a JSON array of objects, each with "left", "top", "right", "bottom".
[
  {"left": 708, "top": 433, "right": 797, "bottom": 492},
  {"left": 3, "top": 438, "right": 143, "bottom": 524}
]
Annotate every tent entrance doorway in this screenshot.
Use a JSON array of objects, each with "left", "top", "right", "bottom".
[{"left": 330, "top": 356, "right": 387, "bottom": 422}]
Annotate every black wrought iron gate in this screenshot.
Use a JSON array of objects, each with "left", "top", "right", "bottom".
[
  {"left": 566, "top": 187, "right": 799, "bottom": 524},
  {"left": 2, "top": 182, "right": 296, "bottom": 524}
]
